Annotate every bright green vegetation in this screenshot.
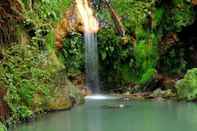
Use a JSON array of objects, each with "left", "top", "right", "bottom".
[
  {"left": 176, "top": 68, "right": 197, "bottom": 101},
  {"left": 0, "top": 0, "right": 196, "bottom": 127},
  {"left": 97, "top": 0, "right": 194, "bottom": 88},
  {"left": 0, "top": 44, "right": 82, "bottom": 122},
  {"left": 19, "top": 0, "right": 71, "bottom": 48},
  {"left": 61, "top": 0, "right": 195, "bottom": 91},
  {"left": 0, "top": 122, "right": 7, "bottom": 131},
  {"left": 0, "top": 44, "right": 58, "bottom": 120},
  {"left": 96, "top": 0, "right": 160, "bottom": 88}
]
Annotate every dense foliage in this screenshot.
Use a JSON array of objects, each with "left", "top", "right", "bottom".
[
  {"left": 0, "top": 1, "right": 196, "bottom": 126},
  {"left": 0, "top": 45, "right": 54, "bottom": 120},
  {"left": 60, "top": 0, "right": 195, "bottom": 91},
  {"left": 0, "top": 0, "right": 82, "bottom": 123},
  {"left": 60, "top": 33, "right": 85, "bottom": 77}
]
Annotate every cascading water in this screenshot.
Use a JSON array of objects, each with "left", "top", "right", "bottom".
[
  {"left": 76, "top": 0, "right": 100, "bottom": 93},
  {"left": 85, "top": 33, "right": 99, "bottom": 93}
]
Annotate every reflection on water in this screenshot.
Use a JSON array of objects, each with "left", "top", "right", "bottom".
[{"left": 9, "top": 99, "right": 197, "bottom": 131}]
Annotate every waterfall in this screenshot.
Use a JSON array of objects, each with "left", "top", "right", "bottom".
[
  {"left": 76, "top": 0, "right": 100, "bottom": 93},
  {"left": 84, "top": 32, "right": 99, "bottom": 93}
]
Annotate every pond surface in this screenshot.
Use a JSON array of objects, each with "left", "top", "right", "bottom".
[{"left": 9, "top": 99, "right": 197, "bottom": 131}]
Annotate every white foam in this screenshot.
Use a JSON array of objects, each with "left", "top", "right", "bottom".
[{"left": 85, "top": 94, "right": 121, "bottom": 100}]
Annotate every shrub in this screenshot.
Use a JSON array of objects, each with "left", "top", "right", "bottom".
[{"left": 176, "top": 68, "right": 197, "bottom": 101}]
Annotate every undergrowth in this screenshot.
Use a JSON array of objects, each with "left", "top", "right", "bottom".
[{"left": 0, "top": 45, "right": 55, "bottom": 122}]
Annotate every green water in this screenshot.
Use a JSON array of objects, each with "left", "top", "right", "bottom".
[{"left": 9, "top": 99, "right": 197, "bottom": 131}]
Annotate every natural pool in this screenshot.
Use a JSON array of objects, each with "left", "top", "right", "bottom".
[{"left": 9, "top": 99, "right": 197, "bottom": 131}]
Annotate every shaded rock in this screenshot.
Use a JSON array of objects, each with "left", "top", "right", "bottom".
[
  {"left": 155, "top": 74, "right": 176, "bottom": 90},
  {"left": 0, "top": 87, "right": 9, "bottom": 121},
  {"left": 159, "top": 32, "right": 178, "bottom": 55},
  {"left": 0, "top": 0, "right": 23, "bottom": 45}
]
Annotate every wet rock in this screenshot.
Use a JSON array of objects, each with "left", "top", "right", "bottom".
[
  {"left": 152, "top": 89, "right": 175, "bottom": 98},
  {"left": 192, "top": 0, "right": 197, "bottom": 5},
  {"left": 55, "top": 3, "right": 86, "bottom": 49}
]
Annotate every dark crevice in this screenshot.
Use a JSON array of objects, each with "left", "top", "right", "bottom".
[{"left": 178, "top": 18, "right": 197, "bottom": 67}]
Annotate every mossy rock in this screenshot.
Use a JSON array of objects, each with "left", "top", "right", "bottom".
[
  {"left": 47, "top": 96, "right": 72, "bottom": 111},
  {"left": 176, "top": 68, "right": 197, "bottom": 101}
]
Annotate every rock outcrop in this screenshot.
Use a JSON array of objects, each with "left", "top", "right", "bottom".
[{"left": 55, "top": 3, "right": 84, "bottom": 49}]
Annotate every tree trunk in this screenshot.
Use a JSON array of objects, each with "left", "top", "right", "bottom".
[{"left": 103, "top": 0, "right": 126, "bottom": 36}]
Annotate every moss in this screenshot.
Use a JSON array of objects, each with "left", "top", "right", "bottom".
[{"left": 176, "top": 68, "right": 197, "bottom": 101}]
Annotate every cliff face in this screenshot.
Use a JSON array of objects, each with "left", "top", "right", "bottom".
[
  {"left": 192, "top": 0, "right": 197, "bottom": 5},
  {"left": 55, "top": 3, "right": 84, "bottom": 49},
  {"left": 0, "top": 87, "right": 9, "bottom": 122},
  {"left": 0, "top": 0, "right": 84, "bottom": 125},
  {"left": 0, "top": 0, "right": 23, "bottom": 45}
]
